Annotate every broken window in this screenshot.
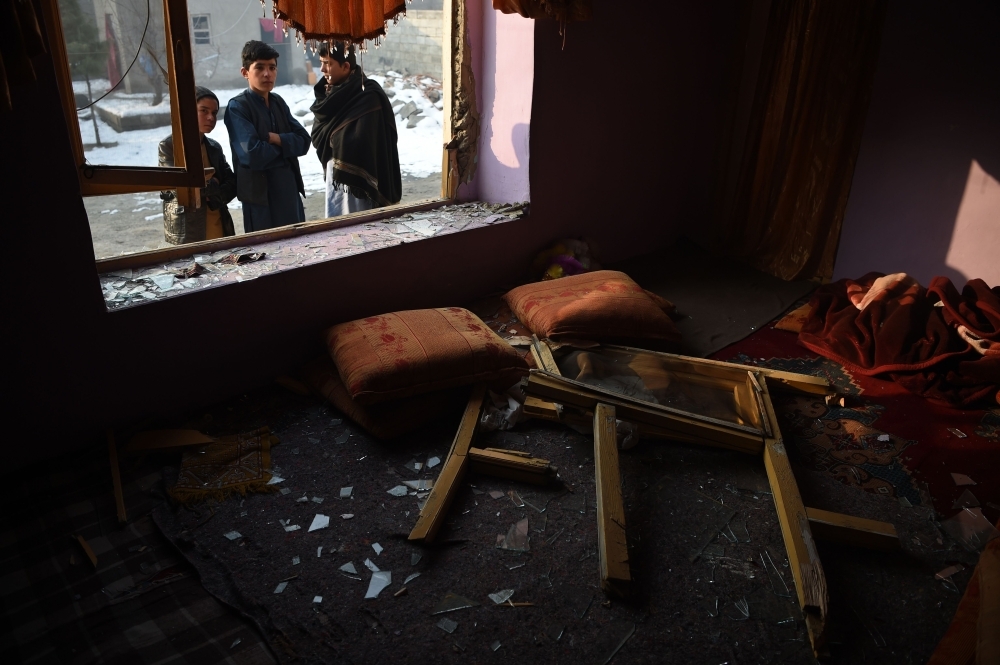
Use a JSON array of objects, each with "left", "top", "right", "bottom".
[{"left": 44, "top": 0, "right": 455, "bottom": 261}]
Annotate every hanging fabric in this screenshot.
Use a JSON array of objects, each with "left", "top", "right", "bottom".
[
  {"left": 271, "top": 0, "right": 407, "bottom": 43},
  {"left": 710, "top": 0, "right": 888, "bottom": 282}
]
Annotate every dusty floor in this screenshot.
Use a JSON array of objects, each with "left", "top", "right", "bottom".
[
  {"left": 85, "top": 173, "right": 442, "bottom": 259},
  {"left": 144, "top": 380, "right": 967, "bottom": 665}
]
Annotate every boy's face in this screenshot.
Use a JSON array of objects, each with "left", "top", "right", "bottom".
[
  {"left": 197, "top": 98, "right": 219, "bottom": 135},
  {"left": 242, "top": 58, "right": 277, "bottom": 94},
  {"left": 319, "top": 56, "right": 351, "bottom": 86}
]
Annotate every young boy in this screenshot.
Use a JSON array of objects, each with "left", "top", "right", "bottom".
[
  {"left": 225, "top": 40, "right": 311, "bottom": 232},
  {"left": 310, "top": 42, "right": 400, "bottom": 218}
]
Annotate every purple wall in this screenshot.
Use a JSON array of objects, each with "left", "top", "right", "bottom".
[
  {"left": 834, "top": 0, "right": 1000, "bottom": 287},
  {"left": 4, "top": 1, "right": 740, "bottom": 467}
]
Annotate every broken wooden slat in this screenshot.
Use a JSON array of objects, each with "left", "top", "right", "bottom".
[
  {"left": 408, "top": 384, "right": 487, "bottom": 543},
  {"left": 603, "top": 345, "right": 832, "bottom": 395},
  {"left": 467, "top": 447, "right": 557, "bottom": 485},
  {"left": 593, "top": 403, "right": 631, "bottom": 597},
  {"left": 74, "top": 534, "right": 98, "bottom": 568},
  {"left": 759, "top": 377, "right": 828, "bottom": 653},
  {"left": 124, "top": 429, "right": 215, "bottom": 454},
  {"left": 805, "top": 507, "right": 900, "bottom": 551},
  {"left": 524, "top": 396, "right": 560, "bottom": 421},
  {"left": 108, "top": 430, "right": 127, "bottom": 524},
  {"left": 530, "top": 335, "right": 560, "bottom": 374},
  {"left": 526, "top": 371, "right": 763, "bottom": 453}
]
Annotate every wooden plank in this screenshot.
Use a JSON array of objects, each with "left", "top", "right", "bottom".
[
  {"left": 523, "top": 396, "right": 560, "bottom": 421},
  {"left": 125, "top": 429, "right": 215, "bottom": 454},
  {"left": 96, "top": 198, "right": 447, "bottom": 272},
  {"left": 526, "top": 371, "right": 763, "bottom": 452},
  {"left": 467, "top": 447, "right": 556, "bottom": 485},
  {"left": 594, "top": 403, "right": 630, "bottom": 597},
  {"left": 163, "top": 0, "right": 204, "bottom": 187},
  {"left": 107, "top": 431, "right": 127, "bottom": 524},
  {"left": 409, "top": 384, "right": 486, "bottom": 542},
  {"left": 75, "top": 534, "right": 98, "bottom": 568},
  {"left": 603, "top": 345, "right": 832, "bottom": 395},
  {"left": 760, "top": 377, "right": 827, "bottom": 653},
  {"left": 531, "top": 336, "right": 560, "bottom": 374},
  {"left": 805, "top": 507, "right": 900, "bottom": 551},
  {"left": 39, "top": 0, "right": 86, "bottom": 178}
]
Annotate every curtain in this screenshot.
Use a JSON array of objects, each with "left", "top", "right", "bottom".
[
  {"left": 272, "top": 0, "right": 407, "bottom": 43},
  {"left": 493, "top": 0, "right": 591, "bottom": 22},
  {"left": 0, "top": 0, "right": 47, "bottom": 113},
  {"left": 712, "top": 0, "right": 888, "bottom": 282}
]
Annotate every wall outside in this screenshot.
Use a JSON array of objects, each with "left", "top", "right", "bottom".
[
  {"left": 834, "top": 0, "right": 1000, "bottom": 287},
  {"left": 3, "top": 0, "right": 740, "bottom": 468},
  {"left": 189, "top": 0, "right": 269, "bottom": 88},
  {"left": 365, "top": 10, "right": 444, "bottom": 79}
]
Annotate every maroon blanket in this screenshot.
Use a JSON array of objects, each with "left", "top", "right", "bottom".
[{"left": 799, "top": 272, "right": 1000, "bottom": 407}]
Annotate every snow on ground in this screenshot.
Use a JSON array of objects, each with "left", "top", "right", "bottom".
[{"left": 77, "top": 74, "right": 443, "bottom": 200}]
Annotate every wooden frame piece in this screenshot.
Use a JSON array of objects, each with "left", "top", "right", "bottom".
[
  {"left": 107, "top": 430, "right": 127, "bottom": 524},
  {"left": 525, "top": 370, "right": 764, "bottom": 454},
  {"left": 759, "top": 376, "right": 828, "bottom": 653},
  {"left": 594, "top": 403, "right": 631, "bottom": 597},
  {"left": 42, "top": 0, "right": 205, "bottom": 194},
  {"left": 467, "top": 447, "right": 557, "bottom": 485},
  {"left": 124, "top": 429, "right": 215, "bottom": 454},
  {"left": 603, "top": 345, "right": 832, "bottom": 396},
  {"left": 409, "top": 384, "right": 487, "bottom": 543},
  {"left": 805, "top": 507, "right": 899, "bottom": 552}
]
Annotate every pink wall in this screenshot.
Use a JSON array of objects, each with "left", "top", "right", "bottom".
[
  {"left": 5, "top": 0, "right": 740, "bottom": 468},
  {"left": 468, "top": 3, "right": 534, "bottom": 203},
  {"left": 834, "top": 0, "right": 1000, "bottom": 287}
]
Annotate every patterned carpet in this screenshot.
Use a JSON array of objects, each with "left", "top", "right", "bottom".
[{"left": 711, "top": 321, "right": 1000, "bottom": 521}]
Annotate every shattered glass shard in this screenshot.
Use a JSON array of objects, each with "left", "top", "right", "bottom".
[
  {"left": 437, "top": 617, "right": 458, "bottom": 634},
  {"left": 488, "top": 490, "right": 505, "bottom": 500},
  {"left": 372, "top": 543, "right": 384, "bottom": 555},
  {"left": 273, "top": 582, "right": 288, "bottom": 594},
  {"left": 404, "top": 572, "right": 420, "bottom": 585},
  {"left": 308, "top": 514, "right": 330, "bottom": 532},
  {"left": 488, "top": 589, "right": 515, "bottom": 605},
  {"left": 387, "top": 485, "right": 409, "bottom": 497},
  {"left": 496, "top": 518, "right": 530, "bottom": 552},
  {"left": 431, "top": 592, "right": 480, "bottom": 615},
  {"left": 339, "top": 562, "right": 358, "bottom": 575},
  {"left": 365, "top": 571, "right": 392, "bottom": 599},
  {"left": 402, "top": 479, "right": 434, "bottom": 491},
  {"left": 224, "top": 531, "right": 242, "bottom": 541},
  {"left": 411, "top": 553, "right": 422, "bottom": 566},
  {"left": 340, "top": 487, "right": 353, "bottom": 498},
  {"left": 427, "top": 456, "right": 441, "bottom": 469}
]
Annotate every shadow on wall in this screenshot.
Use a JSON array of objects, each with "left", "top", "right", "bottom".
[{"left": 833, "top": 0, "right": 1000, "bottom": 287}]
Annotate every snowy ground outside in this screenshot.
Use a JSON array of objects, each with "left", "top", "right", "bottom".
[{"left": 76, "top": 76, "right": 443, "bottom": 258}]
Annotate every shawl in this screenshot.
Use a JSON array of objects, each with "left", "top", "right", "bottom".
[{"left": 310, "top": 67, "right": 401, "bottom": 207}]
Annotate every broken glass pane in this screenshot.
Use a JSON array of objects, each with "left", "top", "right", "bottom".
[
  {"left": 365, "top": 571, "right": 392, "bottom": 599},
  {"left": 431, "top": 592, "right": 480, "bottom": 615},
  {"left": 437, "top": 617, "right": 458, "bottom": 634},
  {"left": 941, "top": 507, "right": 999, "bottom": 552},
  {"left": 496, "top": 518, "right": 530, "bottom": 552},
  {"left": 488, "top": 589, "right": 515, "bottom": 605}
]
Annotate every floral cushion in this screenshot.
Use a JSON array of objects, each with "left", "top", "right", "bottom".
[
  {"left": 503, "top": 270, "right": 681, "bottom": 348},
  {"left": 325, "top": 307, "right": 528, "bottom": 405}
]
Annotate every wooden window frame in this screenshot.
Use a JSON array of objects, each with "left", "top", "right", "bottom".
[
  {"left": 43, "top": 0, "right": 206, "bottom": 196},
  {"left": 42, "top": 0, "right": 466, "bottom": 271}
]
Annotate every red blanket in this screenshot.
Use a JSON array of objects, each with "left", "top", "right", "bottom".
[{"left": 800, "top": 273, "right": 1000, "bottom": 408}]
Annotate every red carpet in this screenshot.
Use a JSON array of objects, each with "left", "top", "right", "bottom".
[{"left": 710, "top": 316, "right": 1000, "bottom": 523}]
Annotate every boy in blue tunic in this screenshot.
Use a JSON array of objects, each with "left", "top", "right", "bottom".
[{"left": 225, "top": 40, "right": 311, "bottom": 232}]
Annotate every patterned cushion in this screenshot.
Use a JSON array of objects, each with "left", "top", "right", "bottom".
[
  {"left": 503, "top": 270, "right": 682, "bottom": 348},
  {"left": 300, "top": 356, "right": 467, "bottom": 439},
  {"left": 325, "top": 307, "right": 528, "bottom": 405}
]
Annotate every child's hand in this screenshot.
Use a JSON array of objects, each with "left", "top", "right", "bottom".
[{"left": 268, "top": 132, "right": 282, "bottom": 147}]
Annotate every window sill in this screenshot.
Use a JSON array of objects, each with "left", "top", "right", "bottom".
[{"left": 97, "top": 200, "right": 527, "bottom": 311}]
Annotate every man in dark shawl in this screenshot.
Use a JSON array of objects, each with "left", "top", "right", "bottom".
[{"left": 310, "top": 42, "right": 402, "bottom": 218}]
